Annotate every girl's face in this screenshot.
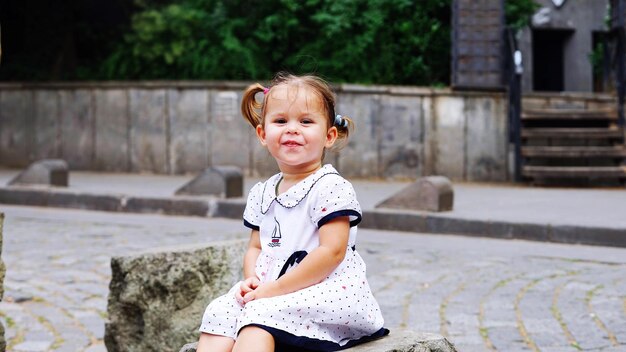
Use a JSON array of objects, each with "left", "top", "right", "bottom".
[{"left": 256, "top": 84, "right": 338, "bottom": 174}]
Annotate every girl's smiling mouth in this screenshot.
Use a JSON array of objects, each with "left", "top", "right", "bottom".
[{"left": 282, "top": 140, "right": 303, "bottom": 147}]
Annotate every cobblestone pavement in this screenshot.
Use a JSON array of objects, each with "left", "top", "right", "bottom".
[{"left": 1, "top": 205, "right": 625, "bottom": 352}]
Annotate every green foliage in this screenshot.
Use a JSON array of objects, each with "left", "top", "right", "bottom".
[
  {"left": 505, "top": 0, "right": 541, "bottom": 31},
  {"left": 2, "top": 1, "right": 538, "bottom": 84},
  {"left": 101, "top": 0, "right": 452, "bottom": 85}
]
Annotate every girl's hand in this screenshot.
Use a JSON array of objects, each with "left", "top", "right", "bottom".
[
  {"left": 236, "top": 277, "right": 260, "bottom": 304},
  {"left": 242, "top": 281, "right": 283, "bottom": 303}
]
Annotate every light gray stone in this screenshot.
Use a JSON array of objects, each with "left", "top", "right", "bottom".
[
  {"left": 378, "top": 95, "right": 424, "bottom": 179},
  {"left": 465, "top": 97, "right": 507, "bottom": 182},
  {"left": 175, "top": 166, "right": 243, "bottom": 198},
  {"left": 94, "top": 89, "right": 130, "bottom": 171},
  {"left": 209, "top": 90, "right": 250, "bottom": 171},
  {"left": 168, "top": 89, "right": 209, "bottom": 174},
  {"left": 8, "top": 159, "right": 69, "bottom": 187},
  {"left": 433, "top": 96, "right": 465, "bottom": 180},
  {"left": 59, "top": 90, "right": 95, "bottom": 169},
  {"left": 129, "top": 89, "right": 168, "bottom": 173},
  {"left": 0, "top": 212, "right": 5, "bottom": 352},
  {"left": 336, "top": 93, "right": 380, "bottom": 178},
  {"left": 0, "top": 90, "right": 33, "bottom": 167},
  {"left": 376, "top": 176, "right": 453, "bottom": 212},
  {"left": 179, "top": 330, "right": 457, "bottom": 352},
  {"left": 33, "top": 90, "right": 60, "bottom": 161},
  {"left": 104, "top": 239, "right": 246, "bottom": 352}
]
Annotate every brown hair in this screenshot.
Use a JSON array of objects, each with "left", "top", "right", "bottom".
[{"left": 240, "top": 72, "right": 353, "bottom": 148}]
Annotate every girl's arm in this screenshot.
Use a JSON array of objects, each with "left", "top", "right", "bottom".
[
  {"left": 237, "top": 230, "right": 262, "bottom": 302},
  {"left": 243, "top": 217, "right": 349, "bottom": 302},
  {"left": 243, "top": 229, "right": 262, "bottom": 279}
]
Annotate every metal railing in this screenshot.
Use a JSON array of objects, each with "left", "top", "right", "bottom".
[{"left": 505, "top": 27, "right": 523, "bottom": 182}]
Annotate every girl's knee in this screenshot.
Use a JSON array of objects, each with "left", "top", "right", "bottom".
[
  {"left": 233, "top": 326, "right": 275, "bottom": 352},
  {"left": 197, "top": 332, "right": 235, "bottom": 352}
]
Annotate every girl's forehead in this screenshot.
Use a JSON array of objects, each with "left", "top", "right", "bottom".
[{"left": 266, "top": 84, "right": 325, "bottom": 112}]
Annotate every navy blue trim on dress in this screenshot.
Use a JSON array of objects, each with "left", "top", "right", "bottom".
[
  {"left": 246, "top": 324, "right": 389, "bottom": 352},
  {"left": 317, "top": 210, "right": 362, "bottom": 228},
  {"left": 243, "top": 219, "right": 260, "bottom": 231},
  {"left": 277, "top": 251, "right": 308, "bottom": 278}
]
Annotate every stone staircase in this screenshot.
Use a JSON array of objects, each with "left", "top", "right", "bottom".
[{"left": 520, "top": 94, "right": 626, "bottom": 186}]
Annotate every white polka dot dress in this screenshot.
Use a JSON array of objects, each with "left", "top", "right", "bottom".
[{"left": 199, "top": 164, "right": 388, "bottom": 351}]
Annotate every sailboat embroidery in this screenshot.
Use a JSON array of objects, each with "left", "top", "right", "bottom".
[{"left": 268, "top": 217, "right": 282, "bottom": 247}]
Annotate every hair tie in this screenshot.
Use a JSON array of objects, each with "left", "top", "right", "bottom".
[
  {"left": 263, "top": 87, "right": 270, "bottom": 95},
  {"left": 334, "top": 114, "right": 348, "bottom": 128}
]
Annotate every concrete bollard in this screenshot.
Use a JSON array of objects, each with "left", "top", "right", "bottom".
[
  {"left": 375, "top": 176, "right": 453, "bottom": 212},
  {"left": 175, "top": 166, "right": 243, "bottom": 198},
  {"left": 179, "top": 330, "right": 457, "bottom": 352},
  {"left": 8, "top": 159, "right": 69, "bottom": 187}
]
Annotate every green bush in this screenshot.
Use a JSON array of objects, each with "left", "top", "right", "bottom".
[{"left": 101, "top": 0, "right": 452, "bottom": 85}]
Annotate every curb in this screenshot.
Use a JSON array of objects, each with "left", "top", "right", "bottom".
[{"left": 1, "top": 187, "right": 624, "bottom": 248}]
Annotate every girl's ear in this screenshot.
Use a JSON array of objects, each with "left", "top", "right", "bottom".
[
  {"left": 256, "top": 124, "right": 267, "bottom": 146},
  {"left": 325, "top": 126, "right": 338, "bottom": 148}
]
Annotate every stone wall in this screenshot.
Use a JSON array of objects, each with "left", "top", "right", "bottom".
[
  {"left": 0, "top": 213, "right": 5, "bottom": 352},
  {"left": 104, "top": 239, "right": 246, "bottom": 352},
  {"left": 0, "top": 82, "right": 508, "bottom": 182}
]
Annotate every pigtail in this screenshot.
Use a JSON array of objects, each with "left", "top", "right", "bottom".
[
  {"left": 241, "top": 83, "right": 266, "bottom": 128},
  {"left": 331, "top": 114, "right": 353, "bottom": 150}
]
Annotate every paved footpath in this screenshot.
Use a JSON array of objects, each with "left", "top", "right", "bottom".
[{"left": 1, "top": 205, "right": 626, "bottom": 352}]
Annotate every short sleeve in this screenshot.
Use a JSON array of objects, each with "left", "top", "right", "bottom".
[
  {"left": 309, "top": 175, "right": 362, "bottom": 228},
  {"left": 243, "top": 182, "right": 264, "bottom": 230}
]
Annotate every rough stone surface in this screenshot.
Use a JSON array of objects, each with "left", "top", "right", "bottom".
[
  {"left": 178, "top": 330, "right": 457, "bottom": 352},
  {"left": 175, "top": 166, "right": 243, "bottom": 198},
  {"left": 0, "top": 212, "right": 5, "bottom": 352},
  {"left": 8, "top": 159, "right": 68, "bottom": 187},
  {"left": 104, "top": 239, "right": 246, "bottom": 352},
  {"left": 376, "top": 176, "right": 453, "bottom": 212}
]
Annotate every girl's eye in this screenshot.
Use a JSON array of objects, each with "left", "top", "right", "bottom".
[
  {"left": 275, "top": 118, "right": 287, "bottom": 124},
  {"left": 301, "top": 119, "right": 313, "bottom": 124}
]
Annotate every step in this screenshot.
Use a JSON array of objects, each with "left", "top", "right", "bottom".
[
  {"left": 522, "top": 146, "right": 626, "bottom": 158},
  {"left": 521, "top": 127, "right": 623, "bottom": 139},
  {"left": 522, "top": 109, "right": 617, "bottom": 120},
  {"left": 522, "top": 166, "right": 626, "bottom": 178}
]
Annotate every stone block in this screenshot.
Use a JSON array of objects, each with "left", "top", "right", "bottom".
[
  {"left": 175, "top": 166, "right": 243, "bottom": 198},
  {"left": 59, "top": 90, "right": 95, "bottom": 169},
  {"left": 209, "top": 90, "right": 250, "bottom": 171},
  {"left": 336, "top": 93, "right": 380, "bottom": 178},
  {"left": 168, "top": 89, "right": 209, "bottom": 174},
  {"left": 179, "top": 330, "right": 457, "bottom": 352},
  {"left": 94, "top": 89, "right": 130, "bottom": 171},
  {"left": 129, "top": 89, "right": 168, "bottom": 173},
  {"left": 0, "top": 212, "right": 5, "bottom": 352},
  {"left": 376, "top": 176, "right": 453, "bottom": 212},
  {"left": 8, "top": 159, "right": 69, "bottom": 187},
  {"left": 0, "top": 90, "right": 33, "bottom": 167},
  {"left": 465, "top": 97, "right": 507, "bottom": 182},
  {"left": 377, "top": 95, "right": 423, "bottom": 179},
  {"left": 104, "top": 239, "right": 246, "bottom": 352},
  {"left": 433, "top": 97, "right": 465, "bottom": 180},
  {"left": 33, "top": 90, "right": 60, "bottom": 161}
]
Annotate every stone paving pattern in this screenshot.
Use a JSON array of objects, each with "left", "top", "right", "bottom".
[{"left": 0, "top": 205, "right": 625, "bottom": 351}]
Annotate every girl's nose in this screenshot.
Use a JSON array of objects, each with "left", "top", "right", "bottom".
[{"left": 286, "top": 121, "right": 299, "bottom": 133}]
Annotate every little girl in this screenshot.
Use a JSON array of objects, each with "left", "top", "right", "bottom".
[{"left": 197, "top": 72, "right": 388, "bottom": 352}]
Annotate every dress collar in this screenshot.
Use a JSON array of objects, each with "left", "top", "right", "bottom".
[{"left": 261, "top": 164, "right": 339, "bottom": 213}]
